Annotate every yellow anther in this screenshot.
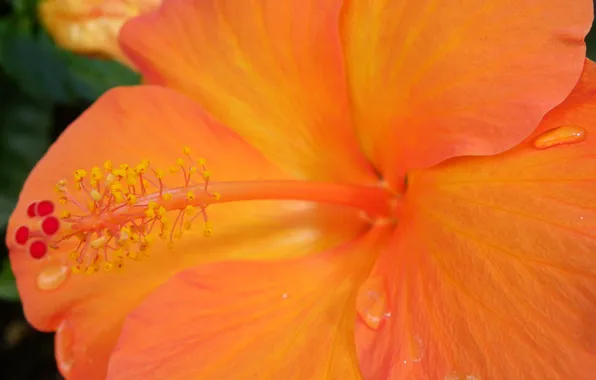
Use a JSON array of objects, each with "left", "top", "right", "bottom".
[
  {"left": 90, "top": 179, "right": 99, "bottom": 189},
  {"left": 110, "top": 181, "right": 123, "bottom": 190},
  {"left": 155, "top": 169, "right": 165, "bottom": 179},
  {"left": 162, "top": 193, "right": 173, "bottom": 201},
  {"left": 145, "top": 207, "right": 155, "bottom": 218},
  {"left": 183, "top": 221, "right": 192, "bottom": 230},
  {"left": 126, "top": 170, "right": 138, "bottom": 185},
  {"left": 203, "top": 222, "right": 213, "bottom": 237},
  {"left": 114, "top": 192, "right": 124, "bottom": 203},
  {"left": 198, "top": 158, "right": 206, "bottom": 165},
  {"left": 90, "top": 189, "right": 102, "bottom": 201},
  {"left": 61, "top": 210, "right": 71, "bottom": 219},
  {"left": 91, "top": 166, "right": 103, "bottom": 180},
  {"left": 69, "top": 251, "right": 80, "bottom": 260},
  {"left": 119, "top": 164, "right": 129, "bottom": 170},
  {"left": 148, "top": 201, "right": 158, "bottom": 209},
  {"left": 84, "top": 265, "right": 98, "bottom": 275},
  {"left": 183, "top": 146, "right": 191, "bottom": 154},
  {"left": 186, "top": 191, "right": 195, "bottom": 201},
  {"left": 185, "top": 205, "right": 196, "bottom": 216},
  {"left": 213, "top": 192, "right": 221, "bottom": 201},
  {"left": 157, "top": 206, "right": 167, "bottom": 217},
  {"left": 176, "top": 158, "right": 185, "bottom": 166},
  {"left": 71, "top": 265, "right": 81, "bottom": 274},
  {"left": 113, "top": 168, "right": 126, "bottom": 178},
  {"left": 105, "top": 173, "right": 116, "bottom": 186},
  {"left": 169, "top": 165, "right": 179, "bottom": 173},
  {"left": 103, "top": 160, "right": 113, "bottom": 172},
  {"left": 90, "top": 236, "right": 108, "bottom": 249},
  {"left": 74, "top": 169, "right": 87, "bottom": 180},
  {"left": 103, "top": 262, "right": 114, "bottom": 271},
  {"left": 141, "top": 159, "right": 150, "bottom": 167},
  {"left": 126, "top": 193, "right": 137, "bottom": 205},
  {"left": 189, "top": 166, "right": 198, "bottom": 173},
  {"left": 136, "top": 163, "right": 147, "bottom": 174},
  {"left": 55, "top": 179, "right": 67, "bottom": 193},
  {"left": 202, "top": 170, "right": 211, "bottom": 179},
  {"left": 58, "top": 196, "right": 68, "bottom": 205}
]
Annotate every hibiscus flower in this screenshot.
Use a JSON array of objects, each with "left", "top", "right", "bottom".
[{"left": 8, "top": 0, "right": 596, "bottom": 379}]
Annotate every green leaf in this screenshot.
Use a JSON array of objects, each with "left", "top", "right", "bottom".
[
  {"left": 67, "top": 54, "right": 141, "bottom": 102},
  {"left": 1, "top": 28, "right": 74, "bottom": 103},
  {"left": 1, "top": 25, "right": 141, "bottom": 103},
  {"left": 0, "top": 258, "right": 19, "bottom": 301},
  {"left": 0, "top": 75, "right": 53, "bottom": 229}
]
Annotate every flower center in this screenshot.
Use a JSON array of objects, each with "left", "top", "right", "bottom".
[{"left": 13, "top": 146, "right": 395, "bottom": 275}]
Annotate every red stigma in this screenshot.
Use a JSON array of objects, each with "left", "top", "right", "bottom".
[
  {"left": 29, "top": 240, "right": 47, "bottom": 259},
  {"left": 15, "top": 226, "right": 30, "bottom": 245},
  {"left": 36, "top": 200, "right": 55, "bottom": 217},
  {"left": 26, "top": 202, "right": 38, "bottom": 218},
  {"left": 41, "top": 216, "right": 60, "bottom": 236}
]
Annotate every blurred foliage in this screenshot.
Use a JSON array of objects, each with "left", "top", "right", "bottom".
[
  {"left": 0, "top": 0, "right": 594, "bottom": 378},
  {"left": 0, "top": 1, "right": 139, "bottom": 377},
  {"left": 0, "top": 0, "right": 140, "bottom": 302}
]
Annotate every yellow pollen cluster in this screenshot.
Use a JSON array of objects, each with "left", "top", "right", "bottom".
[{"left": 50, "top": 147, "right": 219, "bottom": 275}]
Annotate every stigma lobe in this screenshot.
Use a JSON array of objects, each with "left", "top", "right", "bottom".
[{"left": 14, "top": 200, "right": 58, "bottom": 259}]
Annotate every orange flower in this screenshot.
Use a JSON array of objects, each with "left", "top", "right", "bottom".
[
  {"left": 7, "top": 0, "right": 596, "bottom": 379},
  {"left": 38, "top": 0, "right": 161, "bottom": 63}
]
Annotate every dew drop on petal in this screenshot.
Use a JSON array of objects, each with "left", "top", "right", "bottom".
[
  {"left": 408, "top": 335, "right": 424, "bottom": 363},
  {"left": 533, "top": 125, "right": 586, "bottom": 149},
  {"left": 444, "top": 372, "right": 479, "bottom": 380},
  {"left": 356, "top": 276, "right": 389, "bottom": 330},
  {"left": 55, "top": 320, "right": 75, "bottom": 378},
  {"left": 36, "top": 265, "right": 70, "bottom": 291}
]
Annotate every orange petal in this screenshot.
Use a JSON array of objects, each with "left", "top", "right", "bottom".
[
  {"left": 341, "top": 0, "right": 593, "bottom": 189},
  {"left": 6, "top": 86, "right": 369, "bottom": 379},
  {"left": 119, "top": 0, "right": 377, "bottom": 183},
  {"left": 39, "top": 0, "right": 161, "bottom": 63},
  {"left": 106, "top": 226, "right": 391, "bottom": 380},
  {"left": 356, "top": 60, "right": 596, "bottom": 379}
]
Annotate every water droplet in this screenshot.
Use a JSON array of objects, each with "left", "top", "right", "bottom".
[
  {"left": 444, "top": 372, "right": 479, "bottom": 380},
  {"left": 36, "top": 265, "right": 69, "bottom": 291},
  {"left": 409, "top": 335, "right": 424, "bottom": 363},
  {"left": 55, "top": 320, "right": 75, "bottom": 377},
  {"left": 356, "top": 276, "right": 389, "bottom": 330},
  {"left": 533, "top": 125, "right": 586, "bottom": 150}
]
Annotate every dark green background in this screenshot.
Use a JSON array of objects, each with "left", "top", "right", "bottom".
[{"left": 0, "top": 0, "right": 595, "bottom": 379}]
